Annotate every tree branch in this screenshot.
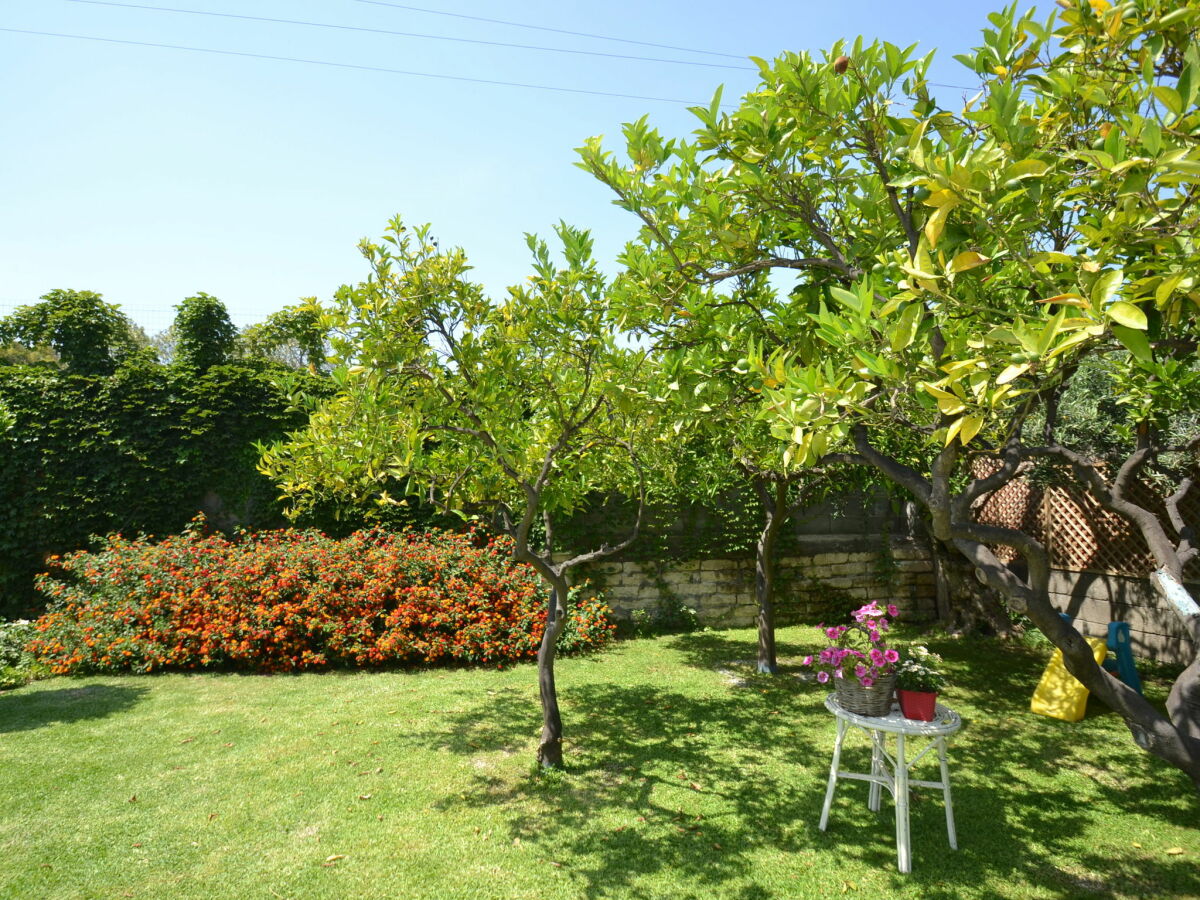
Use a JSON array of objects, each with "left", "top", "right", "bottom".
[{"left": 555, "top": 440, "right": 646, "bottom": 573}]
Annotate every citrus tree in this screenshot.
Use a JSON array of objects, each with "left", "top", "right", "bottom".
[
  {"left": 582, "top": 1, "right": 1200, "bottom": 786},
  {"left": 602, "top": 264, "right": 873, "bottom": 672},
  {"left": 260, "top": 217, "right": 658, "bottom": 767}
]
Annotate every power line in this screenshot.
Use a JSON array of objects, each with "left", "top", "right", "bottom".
[
  {"left": 0, "top": 300, "right": 264, "bottom": 320},
  {"left": 350, "top": 1, "right": 980, "bottom": 92},
  {"left": 59, "top": 0, "right": 751, "bottom": 71},
  {"left": 0, "top": 27, "right": 709, "bottom": 105},
  {"left": 349, "top": 0, "right": 984, "bottom": 92},
  {"left": 350, "top": 0, "right": 747, "bottom": 60}
]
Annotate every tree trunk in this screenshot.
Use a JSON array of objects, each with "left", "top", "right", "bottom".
[
  {"left": 1153, "top": 570, "right": 1200, "bottom": 748},
  {"left": 847, "top": 426, "right": 1200, "bottom": 789},
  {"left": 754, "top": 479, "right": 788, "bottom": 674},
  {"left": 933, "top": 540, "right": 1014, "bottom": 637},
  {"left": 536, "top": 578, "right": 568, "bottom": 767}
]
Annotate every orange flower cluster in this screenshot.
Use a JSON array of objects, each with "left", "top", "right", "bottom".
[{"left": 28, "top": 523, "right": 615, "bottom": 674}]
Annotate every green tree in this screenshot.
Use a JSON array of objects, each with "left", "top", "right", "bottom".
[
  {"left": 173, "top": 292, "right": 237, "bottom": 372},
  {"left": 0, "top": 289, "right": 139, "bottom": 375},
  {"left": 261, "top": 217, "right": 658, "bottom": 767},
  {"left": 606, "top": 268, "right": 865, "bottom": 671},
  {"left": 0, "top": 342, "right": 58, "bottom": 366},
  {"left": 583, "top": 1, "right": 1200, "bottom": 786},
  {"left": 240, "top": 301, "right": 328, "bottom": 371}
]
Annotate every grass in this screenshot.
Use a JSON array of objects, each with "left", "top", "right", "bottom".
[{"left": 1, "top": 625, "right": 1197, "bottom": 900}]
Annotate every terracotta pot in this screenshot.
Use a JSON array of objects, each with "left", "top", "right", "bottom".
[{"left": 897, "top": 689, "right": 937, "bottom": 721}]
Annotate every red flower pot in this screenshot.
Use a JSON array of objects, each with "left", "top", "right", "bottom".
[{"left": 897, "top": 689, "right": 938, "bottom": 721}]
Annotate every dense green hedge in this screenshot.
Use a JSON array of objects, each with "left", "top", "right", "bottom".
[{"left": 0, "top": 360, "right": 328, "bottom": 615}]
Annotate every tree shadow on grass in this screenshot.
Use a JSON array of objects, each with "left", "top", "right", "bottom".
[
  {"left": 0, "top": 683, "right": 148, "bottom": 733},
  {"left": 392, "top": 634, "right": 1200, "bottom": 899},
  {"left": 416, "top": 679, "right": 829, "bottom": 899},
  {"left": 663, "top": 630, "right": 812, "bottom": 673}
]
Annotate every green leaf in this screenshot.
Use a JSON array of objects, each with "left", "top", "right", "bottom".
[
  {"left": 1179, "top": 53, "right": 1199, "bottom": 111},
  {"left": 829, "top": 286, "right": 861, "bottom": 313},
  {"left": 888, "top": 302, "right": 922, "bottom": 351},
  {"left": 1046, "top": 330, "right": 1093, "bottom": 359},
  {"left": 1028, "top": 251, "right": 1074, "bottom": 267},
  {"left": 995, "top": 362, "right": 1030, "bottom": 385},
  {"left": 1156, "top": 274, "right": 1184, "bottom": 306},
  {"left": 1111, "top": 325, "right": 1153, "bottom": 362},
  {"left": 948, "top": 251, "right": 990, "bottom": 273},
  {"left": 1036, "top": 307, "right": 1067, "bottom": 356},
  {"left": 958, "top": 413, "right": 984, "bottom": 445},
  {"left": 1002, "top": 158, "right": 1049, "bottom": 184},
  {"left": 1090, "top": 269, "right": 1124, "bottom": 307},
  {"left": 1106, "top": 301, "right": 1148, "bottom": 330},
  {"left": 1141, "top": 119, "right": 1162, "bottom": 156},
  {"left": 1153, "top": 85, "right": 1183, "bottom": 118},
  {"left": 1159, "top": 7, "right": 1198, "bottom": 28}
]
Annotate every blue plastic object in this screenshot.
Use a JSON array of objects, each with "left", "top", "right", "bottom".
[
  {"left": 1050, "top": 613, "right": 1143, "bottom": 695},
  {"left": 1106, "top": 621, "right": 1143, "bottom": 695}
]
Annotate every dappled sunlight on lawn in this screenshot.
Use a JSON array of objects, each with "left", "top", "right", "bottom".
[{"left": 0, "top": 631, "right": 1197, "bottom": 899}]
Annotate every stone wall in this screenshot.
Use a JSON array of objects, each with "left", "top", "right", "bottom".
[
  {"left": 574, "top": 536, "right": 937, "bottom": 629},
  {"left": 1049, "top": 569, "right": 1197, "bottom": 667}
]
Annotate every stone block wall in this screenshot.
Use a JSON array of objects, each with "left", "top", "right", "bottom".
[{"left": 573, "top": 537, "right": 937, "bottom": 629}]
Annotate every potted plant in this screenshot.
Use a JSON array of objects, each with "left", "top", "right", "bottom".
[
  {"left": 803, "top": 601, "right": 901, "bottom": 716},
  {"left": 895, "top": 645, "right": 946, "bottom": 721}
]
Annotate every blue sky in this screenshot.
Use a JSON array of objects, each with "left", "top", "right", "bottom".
[{"left": 2, "top": 0, "right": 1018, "bottom": 336}]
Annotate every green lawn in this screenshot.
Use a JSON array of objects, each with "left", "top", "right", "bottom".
[{"left": 1, "top": 626, "right": 1197, "bottom": 899}]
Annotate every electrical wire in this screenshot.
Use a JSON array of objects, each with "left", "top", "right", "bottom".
[
  {"left": 349, "top": 0, "right": 747, "bottom": 60},
  {"left": 0, "top": 300, "right": 266, "bottom": 323},
  {"left": 42, "top": 1, "right": 981, "bottom": 92},
  {"left": 348, "top": 0, "right": 980, "bottom": 91},
  {"left": 0, "top": 27, "right": 710, "bottom": 105},
  {"left": 59, "top": 0, "right": 752, "bottom": 71}
]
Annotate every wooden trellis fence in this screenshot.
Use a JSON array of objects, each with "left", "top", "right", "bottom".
[{"left": 972, "top": 463, "right": 1200, "bottom": 580}]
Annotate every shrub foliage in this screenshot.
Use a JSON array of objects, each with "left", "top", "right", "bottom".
[{"left": 28, "top": 523, "right": 615, "bottom": 674}]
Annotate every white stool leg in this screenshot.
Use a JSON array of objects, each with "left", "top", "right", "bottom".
[
  {"left": 819, "top": 718, "right": 847, "bottom": 832},
  {"left": 868, "top": 732, "right": 882, "bottom": 812},
  {"left": 938, "top": 736, "right": 957, "bottom": 850},
  {"left": 895, "top": 732, "right": 911, "bottom": 873}
]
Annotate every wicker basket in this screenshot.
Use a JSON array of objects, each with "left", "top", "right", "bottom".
[{"left": 834, "top": 673, "right": 896, "bottom": 717}]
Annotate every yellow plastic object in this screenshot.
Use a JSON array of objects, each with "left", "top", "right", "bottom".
[{"left": 1031, "top": 637, "right": 1108, "bottom": 722}]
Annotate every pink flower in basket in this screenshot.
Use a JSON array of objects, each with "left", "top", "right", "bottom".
[{"left": 805, "top": 601, "right": 901, "bottom": 689}]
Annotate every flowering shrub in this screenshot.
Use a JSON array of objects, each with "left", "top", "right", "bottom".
[
  {"left": 28, "top": 521, "right": 616, "bottom": 675},
  {"left": 896, "top": 645, "right": 946, "bottom": 693},
  {"left": 803, "top": 601, "right": 900, "bottom": 687}
]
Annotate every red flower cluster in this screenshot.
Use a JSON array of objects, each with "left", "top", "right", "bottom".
[{"left": 28, "top": 522, "right": 615, "bottom": 674}]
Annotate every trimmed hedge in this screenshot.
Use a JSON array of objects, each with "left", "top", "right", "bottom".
[{"left": 29, "top": 522, "right": 615, "bottom": 674}]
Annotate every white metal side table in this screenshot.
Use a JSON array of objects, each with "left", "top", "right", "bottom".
[{"left": 818, "top": 693, "right": 962, "bottom": 873}]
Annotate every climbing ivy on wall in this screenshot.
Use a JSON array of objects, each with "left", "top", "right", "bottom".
[{"left": 0, "top": 360, "right": 329, "bottom": 615}]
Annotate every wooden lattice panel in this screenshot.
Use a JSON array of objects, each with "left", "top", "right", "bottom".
[
  {"left": 971, "top": 461, "right": 1199, "bottom": 580},
  {"left": 1044, "top": 486, "right": 1157, "bottom": 575},
  {"left": 974, "top": 477, "right": 1044, "bottom": 564}
]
